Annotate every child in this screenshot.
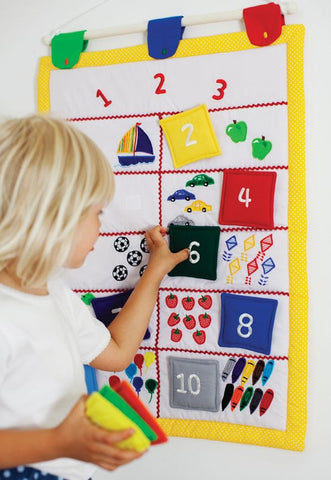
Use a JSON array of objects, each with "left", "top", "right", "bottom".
[{"left": 0, "top": 115, "right": 188, "bottom": 480}]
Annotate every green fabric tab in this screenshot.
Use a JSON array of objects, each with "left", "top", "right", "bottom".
[
  {"left": 168, "top": 224, "right": 221, "bottom": 280},
  {"left": 99, "top": 385, "right": 158, "bottom": 442},
  {"left": 51, "top": 30, "right": 88, "bottom": 69}
]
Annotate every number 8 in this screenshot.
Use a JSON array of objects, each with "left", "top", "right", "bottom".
[{"left": 237, "top": 313, "right": 253, "bottom": 338}]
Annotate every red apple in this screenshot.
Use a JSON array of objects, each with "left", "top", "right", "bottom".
[
  {"left": 193, "top": 330, "right": 206, "bottom": 345},
  {"left": 198, "top": 295, "right": 212, "bottom": 309},
  {"left": 166, "top": 293, "right": 178, "bottom": 308},
  {"left": 183, "top": 314, "right": 196, "bottom": 330},
  {"left": 182, "top": 296, "right": 195, "bottom": 310},
  {"left": 198, "top": 313, "right": 211, "bottom": 328},
  {"left": 167, "top": 313, "right": 180, "bottom": 327},
  {"left": 171, "top": 328, "right": 182, "bottom": 342}
]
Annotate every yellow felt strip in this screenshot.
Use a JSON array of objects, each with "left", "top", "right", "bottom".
[{"left": 85, "top": 392, "right": 151, "bottom": 452}]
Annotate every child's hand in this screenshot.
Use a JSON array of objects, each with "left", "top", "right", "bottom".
[
  {"left": 145, "top": 226, "right": 189, "bottom": 280},
  {"left": 55, "top": 396, "right": 145, "bottom": 471}
]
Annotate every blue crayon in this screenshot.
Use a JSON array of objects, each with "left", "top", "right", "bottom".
[{"left": 262, "top": 359, "right": 274, "bottom": 386}]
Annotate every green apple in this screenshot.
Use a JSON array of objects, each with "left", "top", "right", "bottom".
[
  {"left": 252, "top": 136, "right": 272, "bottom": 160},
  {"left": 225, "top": 120, "right": 247, "bottom": 143}
]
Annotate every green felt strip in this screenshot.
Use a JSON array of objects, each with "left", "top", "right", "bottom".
[{"left": 99, "top": 385, "right": 158, "bottom": 442}]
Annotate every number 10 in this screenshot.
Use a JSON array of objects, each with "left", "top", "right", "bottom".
[{"left": 176, "top": 373, "right": 201, "bottom": 395}]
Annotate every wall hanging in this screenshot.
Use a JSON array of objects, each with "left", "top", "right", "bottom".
[{"left": 38, "top": 2, "right": 307, "bottom": 451}]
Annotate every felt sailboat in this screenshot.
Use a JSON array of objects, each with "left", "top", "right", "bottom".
[{"left": 117, "top": 123, "right": 155, "bottom": 166}]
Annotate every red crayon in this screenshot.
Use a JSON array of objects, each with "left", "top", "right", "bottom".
[{"left": 259, "top": 389, "right": 274, "bottom": 416}]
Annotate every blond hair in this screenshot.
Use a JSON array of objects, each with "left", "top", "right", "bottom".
[{"left": 0, "top": 115, "right": 115, "bottom": 288}]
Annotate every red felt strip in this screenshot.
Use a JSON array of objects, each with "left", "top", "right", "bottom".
[{"left": 114, "top": 381, "right": 168, "bottom": 445}]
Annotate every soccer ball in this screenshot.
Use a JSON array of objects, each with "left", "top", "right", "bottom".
[
  {"left": 140, "top": 237, "right": 149, "bottom": 253},
  {"left": 114, "top": 236, "right": 130, "bottom": 252},
  {"left": 139, "top": 265, "right": 147, "bottom": 277},
  {"left": 112, "top": 265, "right": 128, "bottom": 281},
  {"left": 127, "top": 250, "right": 143, "bottom": 267}
]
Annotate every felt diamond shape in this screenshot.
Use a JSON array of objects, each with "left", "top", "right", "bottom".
[
  {"left": 219, "top": 170, "right": 276, "bottom": 229},
  {"left": 218, "top": 293, "right": 278, "bottom": 355},
  {"left": 160, "top": 104, "right": 221, "bottom": 169},
  {"left": 226, "top": 235, "right": 238, "bottom": 251},
  {"left": 168, "top": 224, "right": 220, "bottom": 280}
]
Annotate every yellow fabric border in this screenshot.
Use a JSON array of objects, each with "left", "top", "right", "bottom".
[{"left": 37, "top": 24, "right": 307, "bottom": 451}]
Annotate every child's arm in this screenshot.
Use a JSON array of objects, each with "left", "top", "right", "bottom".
[
  {"left": 0, "top": 396, "right": 143, "bottom": 471},
  {"left": 90, "top": 226, "right": 188, "bottom": 372}
]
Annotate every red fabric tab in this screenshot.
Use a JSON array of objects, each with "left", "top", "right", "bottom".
[
  {"left": 243, "top": 3, "right": 285, "bottom": 46},
  {"left": 114, "top": 381, "right": 168, "bottom": 445}
]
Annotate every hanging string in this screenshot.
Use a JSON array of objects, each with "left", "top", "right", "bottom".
[{"left": 46, "top": 0, "right": 113, "bottom": 38}]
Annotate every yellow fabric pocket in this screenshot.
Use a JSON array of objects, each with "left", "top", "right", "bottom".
[{"left": 160, "top": 104, "right": 221, "bottom": 169}]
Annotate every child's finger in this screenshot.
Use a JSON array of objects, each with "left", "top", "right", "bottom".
[
  {"left": 144, "top": 230, "right": 153, "bottom": 249},
  {"left": 148, "top": 226, "right": 166, "bottom": 246},
  {"left": 173, "top": 248, "right": 190, "bottom": 265}
]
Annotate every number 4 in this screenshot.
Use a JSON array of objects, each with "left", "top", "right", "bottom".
[{"left": 238, "top": 187, "right": 252, "bottom": 208}]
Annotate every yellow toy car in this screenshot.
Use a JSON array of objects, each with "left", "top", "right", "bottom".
[{"left": 184, "top": 200, "right": 212, "bottom": 213}]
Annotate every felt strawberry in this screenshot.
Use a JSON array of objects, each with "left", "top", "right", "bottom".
[
  {"left": 198, "top": 294, "right": 212, "bottom": 310},
  {"left": 167, "top": 313, "right": 180, "bottom": 327},
  {"left": 171, "top": 328, "right": 182, "bottom": 342},
  {"left": 198, "top": 312, "right": 211, "bottom": 328},
  {"left": 193, "top": 330, "right": 206, "bottom": 345},
  {"left": 166, "top": 293, "right": 178, "bottom": 308},
  {"left": 182, "top": 296, "right": 195, "bottom": 310},
  {"left": 183, "top": 314, "right": 196, "bottom": 330}
]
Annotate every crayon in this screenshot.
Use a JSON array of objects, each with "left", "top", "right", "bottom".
[
  {"left": 252, "top": 360, "right": 265, "bottom": 385},
  {"left": 231, "top": 357, "right": 246, "bottom": 383},
  {"left": 222, "top": 358, "right": 236, "bottom": 382},
  {"left": 259, "top": 389, "right": 274, "bottom": 416},
  {"left": 222, "top": 383, "right": 234, "bottom": 411},
  {"left": 249, "top": 388, "right": 263, "bottom": 414}
]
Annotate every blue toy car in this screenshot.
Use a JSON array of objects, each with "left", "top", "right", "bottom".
[{"left": 167, "top": 189, "right": 196, "bottom": 202}]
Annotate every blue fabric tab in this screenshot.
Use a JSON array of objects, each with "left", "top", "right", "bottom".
[
  {"left": 147, "top": 16, "right": 184, "bottom": 59},
  {"left": 84, "top": 364, "right": 98, "bottom": 393}
]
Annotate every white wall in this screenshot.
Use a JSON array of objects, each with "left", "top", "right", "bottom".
[{"left": 0, "top": 0, "right": 330, "bottom": 478}]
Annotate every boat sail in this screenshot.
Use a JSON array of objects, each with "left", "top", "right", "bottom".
[{"left": 117, "top": 123, "right": 155, "bottom": 166}]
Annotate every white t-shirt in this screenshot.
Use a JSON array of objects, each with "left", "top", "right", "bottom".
[{"left": 0, "top": 277, "right": 111, "bottom": 480}]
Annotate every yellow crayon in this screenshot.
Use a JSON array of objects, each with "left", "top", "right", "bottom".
[{"left": 241, "top": 359, "right": 255, "bottom": 386}]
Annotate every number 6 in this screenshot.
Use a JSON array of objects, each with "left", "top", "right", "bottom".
[{"left": 188, "top": 241, "right": 200, "bottom": 264}]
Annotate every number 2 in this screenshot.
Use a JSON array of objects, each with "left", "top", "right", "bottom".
[
  {"left": 154, "top": 73, "right": 166, "bottom": 94},
  {"left": 181, "top": 123, "right": 197, "bottom": 147}
]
